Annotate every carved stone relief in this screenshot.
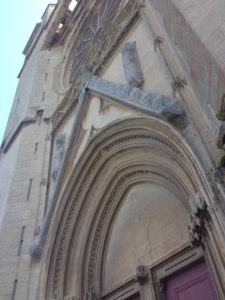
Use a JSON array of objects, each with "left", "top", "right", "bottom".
[
  {"left": 87, "top": 76, "right": 186, "bottom": 127},
  {"left": 121, "top": 42, "right": 144, "bottom": 88},
  {"left": 188, "top": 199, "right": 209, "bottom": 246}
]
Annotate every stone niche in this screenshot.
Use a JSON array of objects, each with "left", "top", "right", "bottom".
[{"left": 102, "top": 182, "right": 189, "bottom": 291}]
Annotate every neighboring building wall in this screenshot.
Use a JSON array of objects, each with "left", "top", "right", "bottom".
[
  {"left": 0, "top": 120, "right": 50, "bottom": 299},
  {"left": 0, "top": 136, "right": 22, "bottom": 231},
  {"left": 0, "top": 4, "right": 66, "bottom": 299},
  {"left": 147, "top": 0, "right": 225, "bottom": 159}
]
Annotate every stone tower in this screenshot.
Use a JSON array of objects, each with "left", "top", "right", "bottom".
[{"left": 0, "top": 1, "right": 225, "bottom": 299}]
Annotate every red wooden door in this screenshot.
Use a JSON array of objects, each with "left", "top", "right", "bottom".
[
  {"left": 166, "top": 261, "right": 218, "bottom": 300},
  {"left": 127, "top": 294, "right": 140, "bottom": 300}
]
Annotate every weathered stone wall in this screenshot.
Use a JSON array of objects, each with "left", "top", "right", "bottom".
[
  {"left": 1, "top": 1, "right": 225, "bottom": 299},
  {"left": 2, "top": 5, "right": 65, "bottom": 152},
  {"left": 0, "top": 4, "right": 65, "bottom": 299},
  {"left": 0, "top": 137, "right": 22, "bottom": 231},
  {"left": 0, "top": 119, "right": 51, "bottom": 299},
  {"left": 102, "top": 20, "right": 173, "bottom": 97},
  {"left": 148, "top": 0, "right": 225, "bottom": 132}
]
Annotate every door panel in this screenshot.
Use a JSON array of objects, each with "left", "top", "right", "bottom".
[
  {"left": 166, "top": 261, "right": 217, "bottom": 300},
  {"left": 127, "top": 294, "right": 140, "bottom": 300}
]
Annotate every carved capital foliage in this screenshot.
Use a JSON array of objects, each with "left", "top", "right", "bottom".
[
  {"left": 216, "top": 157, "right": 225, "bottom": 185},
  {"left": 52, "top": 295, "right": 78, "bottom": 300},
  {"left": 207, "top": 168, "right": 225, "bottom": 212},
  {"left": 136, "top": 265, "right": 149, "bottom": 284},
  {"left": 63, "top": 296, "right": 78, "bottom": 300},
  {"left": 83, "top": 292, "right": 99, "bottom": 300},
  {"left": 188, "top": 199, "right": 210, "bottom": 247}
]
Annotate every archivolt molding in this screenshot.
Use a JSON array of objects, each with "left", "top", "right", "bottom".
[
  {"left": 82, "top": 167, "right": 188, "bottom": 296},
  {"left": 43, "top": 117, "right": 221, "bottom": 300}
]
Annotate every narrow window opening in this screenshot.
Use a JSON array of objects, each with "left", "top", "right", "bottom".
[
  {"left": 12, "top": 97, "right": 20, "bottom": 114},
  {"left": 1, "top": 139, "right": 6, "bottom": 150},
  {"left": 34, "top": 143, "right": 38, "bottom": 155},
  {"left": 42, "top": 92, "right": 45, "bottom": 102},
  {"left": 11, "top": 279, "right": 18, "bottom": 300},
  {"left": 17, "top": 226, "right": 25, "bottom": 256},
  {"left": 38, "top": 115, "right": 42, "bottom": 125},
  {"left": 222, "top": 135, "right": 225, "bottom": 150},
  {"left": 26, "top": 179, "right": 33, "bottom": 201},
  {"left": 37, "top": 111, "right": 43, "bottom": 125},
  {"left": 56, "top": 22, "right": 64, "bottom": 34},
  {"left": 68, "top": 0, "right": 77, "bottom": 12}
]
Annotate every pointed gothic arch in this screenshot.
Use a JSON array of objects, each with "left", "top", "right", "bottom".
[{"left": 41, "top": 116, "right": 225, "bottom": 300}]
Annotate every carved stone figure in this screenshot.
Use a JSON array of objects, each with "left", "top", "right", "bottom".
[{"left": 121, "top": 42, "right": 144, "bottom": 88}]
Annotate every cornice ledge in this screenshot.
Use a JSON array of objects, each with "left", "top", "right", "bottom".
[{"left": 87, "top": 76, "right": 188, "bottom": 129}]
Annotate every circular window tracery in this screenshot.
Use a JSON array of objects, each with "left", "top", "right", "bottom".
[
  {"left": 65, "top": 0, "right": 140, "bottom": 87},
  {"left": 69, "top": 0, "right": 121, "bottom": 83}
]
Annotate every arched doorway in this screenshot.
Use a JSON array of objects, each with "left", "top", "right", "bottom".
[{"left": 43, "top": 117, "right": 225, "bottom": 300}]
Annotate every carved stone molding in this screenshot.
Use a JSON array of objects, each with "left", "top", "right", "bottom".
[
  {"left": 52, "top": 296, "right": 78, "bottom": 300},
  {"left": 63, "top": 296, "right": 78, "bottom": 300},
  {"left": 216, "top": 124, "right": 225, "bottom": 150},
  {"left": 87, "top": 169, "right": 150, "bottom": 292},
  {"left": 216, "top": 156, "right": 225, "bottom": 185},
  {"left": 87, "top": 76, "right": 186, "bottom": 128},
  {"left": 47, "top": 128, "right": 186, "bottom": 298},
  {"left": 208, "top": 167, "right": 225, "bottom": 213},
  {"left": 136, "top": 265, "right": 149, "bottom": 284},
  {"left": 83, "top": 292, "right": 99, "bottom": 300},
  {"left": 154, "top": 36, "right": 163, "bottom": 52},
  {"left": 171, "top": 77, "right": 187, "bottom": 97},
  {"left": 50, "top": 133, "right": 179, "bottom": 297}
]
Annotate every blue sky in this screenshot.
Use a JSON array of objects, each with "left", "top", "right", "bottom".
[{"left": 0, "top": 0, "right": 57, "bottom": 144}]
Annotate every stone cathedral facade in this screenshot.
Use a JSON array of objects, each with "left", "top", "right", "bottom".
[{"left": 1, "top": 0, "right": 225, "bottom": 299}]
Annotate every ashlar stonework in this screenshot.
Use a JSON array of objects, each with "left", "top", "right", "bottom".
[{"left": 1, "top": 0, "right": 225, "bottom": 299}]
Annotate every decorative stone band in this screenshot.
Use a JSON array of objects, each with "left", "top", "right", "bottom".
[
  {"left": 87, "top": 76, "right": 187, "bottom": 128},
  {"left": 50, "top": 296, "right": 78, "bottom": 300},
  {"left": 49, "top": 293, "right": 99, "bottom": 300}
]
